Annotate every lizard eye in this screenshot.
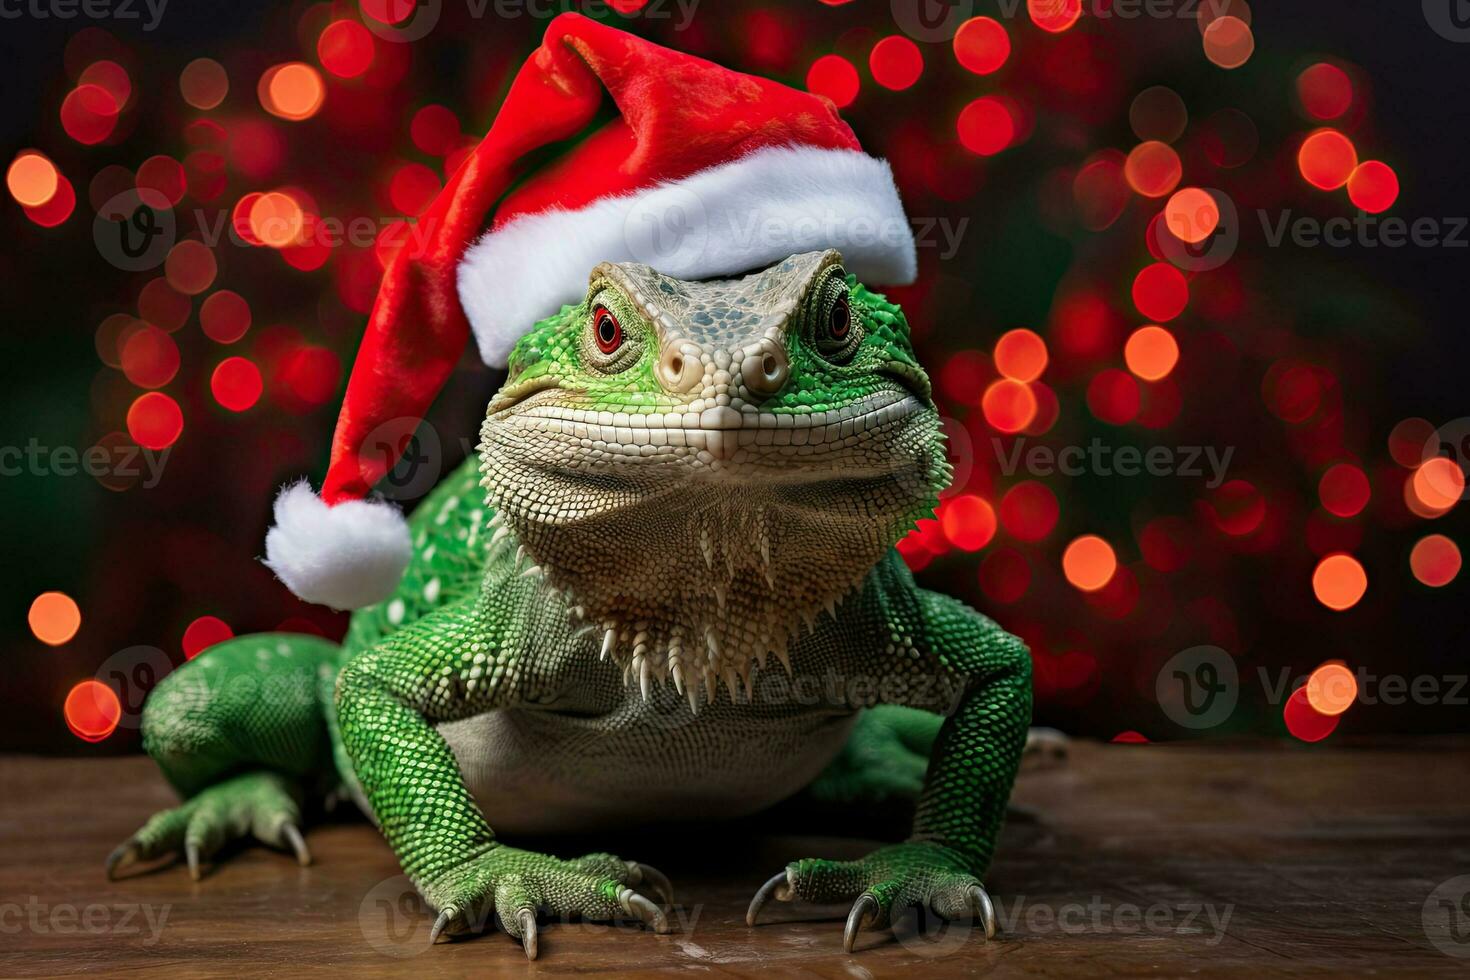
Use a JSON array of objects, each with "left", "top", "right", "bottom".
[
  {"left": 828, "top": 295, "right": 851, "bottom": 341},
  {"left": 593, "top": 306, "right": 622, "bottom": 355},
  {"left": 811, "top": 273, "right": 860, "bottom": 363}
]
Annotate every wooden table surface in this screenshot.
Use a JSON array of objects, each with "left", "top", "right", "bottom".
[{"left": 3, "top": 739, "right": 1468, "bottom": 978}]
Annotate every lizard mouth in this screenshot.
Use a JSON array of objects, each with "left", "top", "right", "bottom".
[{"left": 497, "top": 390, "right": 926, "bottom": 466}]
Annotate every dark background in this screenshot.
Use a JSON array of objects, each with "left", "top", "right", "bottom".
[{"left": 2, "top": 1, "right": 1466, "bottom": 753}]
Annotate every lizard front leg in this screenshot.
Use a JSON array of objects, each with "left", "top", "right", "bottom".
[
  {"left": 336, "top": 595, "right": 670, "bottom": 958},
  {"left": 749, "top": 559, "right": 1032, "bottom": 950}
]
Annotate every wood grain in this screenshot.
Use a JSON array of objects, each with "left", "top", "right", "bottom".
[{"left": 2, "top": 740, "right": 1467, "bottom": 977}]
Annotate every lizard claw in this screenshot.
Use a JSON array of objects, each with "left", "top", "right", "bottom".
[
  {"left": 843, "top": 893, "right": 880, "bottom": 953},
  {"left": 104, "top": 842, "right": 137, "bottom": 881},
  {"left": 968, "top": 884, "right": 997, "bottom": 940},
  {"left": 428, "top": 908, "right": 454, "bottom": 945},
  {"left": 619, "top": 888, "right": 670, "bottom": 934},
  {"left": 185, "top": 840, "right": 202, "bottom": 882},
  {"left": 629, "top": 862, "right": 674, "bottom": 906},
  {"left": 282, "top": 823, "right": 312, "bottom": 866},
  {"left": 746, "top": 869, "right": 793, "bottom": 926},
  {"left": 517, "top": 908, "right": 538, "bottom": 960}
]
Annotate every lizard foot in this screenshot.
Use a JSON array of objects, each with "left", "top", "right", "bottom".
[
  {"left": 424, "top": 846, "right": 672, "bottom": 960},
  {"left": 106, "top": 770, "right": 309, "bottom": 881},
  {"left": 746, "top": 841, "right": 996, "bottom": 952}
]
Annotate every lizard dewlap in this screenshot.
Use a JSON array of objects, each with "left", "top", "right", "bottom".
[{"left": 110, "top": 14, "right": 1032, "bottom": 960}]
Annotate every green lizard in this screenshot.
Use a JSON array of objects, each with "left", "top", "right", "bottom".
[{"left": 107, "top": 248, "right": 1032, "bottom": 957}]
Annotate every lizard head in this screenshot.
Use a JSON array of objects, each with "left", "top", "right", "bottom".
[{"left": 477, "top": 249, "right": 948, "bottom": 701}]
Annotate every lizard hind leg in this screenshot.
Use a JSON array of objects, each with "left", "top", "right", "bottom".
[{"left": 107, "top": 632, "right": 340, "bottom": 880}]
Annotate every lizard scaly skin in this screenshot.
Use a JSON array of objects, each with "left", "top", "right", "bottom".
[{"left": 110, "top": 250, "right": 1032, "bottom": 957}]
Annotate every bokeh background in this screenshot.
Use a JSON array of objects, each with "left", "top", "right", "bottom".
[{"left": 3, "top": 0, "right": 1467, "bottom": 753}]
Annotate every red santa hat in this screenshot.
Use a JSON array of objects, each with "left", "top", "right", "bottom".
[{"left": 265, "top": 12, "right": 917, "bottom": 610}]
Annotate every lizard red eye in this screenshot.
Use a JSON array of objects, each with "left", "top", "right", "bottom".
[
  {"left": 594, "top": 306, "right": 622, "bottom": 355},
  {"left": 828, "top": 295, "right": 851, "bottom": 340}
]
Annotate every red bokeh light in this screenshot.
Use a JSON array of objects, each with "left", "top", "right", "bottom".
[
  {"left": 1297, "top": 62, "right": 1352, "bottom": 120},
  {"left": 1284, "top": 686, "right": 1339, "bottom": 742},
  {"left": 120, "top": 325, "right": 180, "bottom": 389},
  {"left": 212, "top": 356, "right": 264, "bottom": 412},
  {"left": 1298, "top": 129, "right": 1358, "bottom": 190},
  {"left": 806, "top": 54, "right": 859, "bottom": 109},
  {"left": 939, "top": 495, "right": 997, "bottom": 551},
  {"left": 957, "top": 97, "right": 1015, "bottom": 156},
  {"left": 200, "top": 290, "right": 252, "bottom": 344},
  {"left": 60, "top": 83, "right": 118, "bottom": 145},
  {"left": 182, "top": 615, "right": 234, "bottom": 658},
  {"left": 999, "top": 482, "right": 1059, "bottom": 542},
  {"left": 1029, "top": 0, "right": 1082, "bottom": 33},
  {"left": 982, "top": 379, "right": 1038, "bottom": 433},
  {"left": 126, "top": 392, "right": 184, "bottom": 449},
  {"left": 1124, "top": 141, "right": 1182, "bottom": 198},
  {"left": 869, "top": 36, "right": 923, "bottom": 91},
  {"left": 1132, "top": 263, "right": 1189, "bottom": 321},
  {"left": 1347, "top": 161, "right": 1399, "bottom": 214},
  {"left": 1318, "top": 463, "right": 1370, "bottom": 518},
  {"left": 318, "top": 20, "right": 376, "bottom": 79},
  {"left": 994, "top": 328, "right": 1048, "bottom": 382},
  {"left": 64, "top": 680, "right": 121, "bottom": 743},
  {"left": 1410, "top": 535, "right": 1461, "bottom": 587},
  {"left": 1086, "top": 369, "right": 1141, "bottom": 425},
  {"left": 411, "top": 105, "right": 460, "bottom": 156},
  {"left": 953, "top": 17, "right": 1010, "bottom": 75}
]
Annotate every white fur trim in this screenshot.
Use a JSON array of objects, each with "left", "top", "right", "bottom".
[
  {"left": 263, "top": 481, "right": 412, "bottom": 610},
  {"left": 458, "top": 145, "right": 917, "bottom": 367}
]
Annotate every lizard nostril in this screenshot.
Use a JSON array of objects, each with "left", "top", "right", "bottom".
[
  {"left": 657, "top": 347, "right": 699, "bottom": 392},
  {"left": 742, "top": 344, "right": 789, "bottom": 399}
]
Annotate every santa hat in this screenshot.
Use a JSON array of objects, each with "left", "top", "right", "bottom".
[{"left": 264, "top": 12, "right": 917, "bottom": 610}]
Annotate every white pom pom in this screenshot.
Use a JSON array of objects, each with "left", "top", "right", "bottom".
[{"left": 263, "top": 481, "right": 412, "bottom": 610}]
